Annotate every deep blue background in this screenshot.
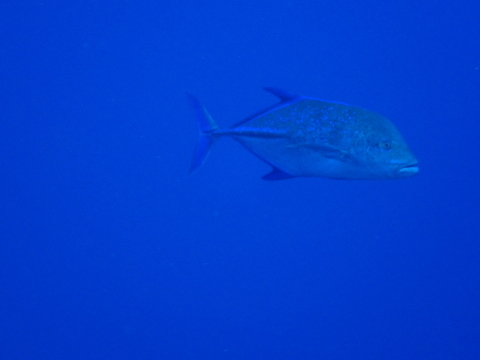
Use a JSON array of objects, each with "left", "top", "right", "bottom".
[{"left": 1, "top": 1, "right": 479, "bottom": 359}]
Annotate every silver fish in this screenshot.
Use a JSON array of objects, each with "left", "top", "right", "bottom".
[{"left": 188, "top": 88, "right": 418, "bottom": 180}]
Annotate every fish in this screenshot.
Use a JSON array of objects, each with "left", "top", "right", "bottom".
[{"left": 188, "top": 87, "right": 418, "bottom": 180}]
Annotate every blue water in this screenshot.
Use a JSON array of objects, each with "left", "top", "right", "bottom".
[{"left": 1, "top": 1, "right": 479, "bottom": 359}]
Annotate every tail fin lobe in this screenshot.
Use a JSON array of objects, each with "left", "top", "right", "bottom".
[{"left": 187, "top": 93, "right": 219, "bottom": 173}]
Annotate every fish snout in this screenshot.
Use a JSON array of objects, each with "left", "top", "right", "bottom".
[{"left": 398, "top": 162, "right": 419, "bottom": 177}]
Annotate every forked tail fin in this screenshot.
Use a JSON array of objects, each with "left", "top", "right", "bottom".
[{"left": 187, "top": 93, "right": 219, "bottom": 173}]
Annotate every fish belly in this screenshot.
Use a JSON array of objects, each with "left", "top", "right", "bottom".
[{"left": 236, "top": 136, "right": 358, "bottom": 179}]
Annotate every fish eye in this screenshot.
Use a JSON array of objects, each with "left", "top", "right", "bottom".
[{"left": 377, "top": 141, "right": 392, "bottom": 150}]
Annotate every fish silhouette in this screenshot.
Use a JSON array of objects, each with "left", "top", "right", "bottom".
[{"left": 188, "top": 88, "right": 418, "bottom": 180}]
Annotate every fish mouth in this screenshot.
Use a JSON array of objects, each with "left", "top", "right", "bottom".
[{"left": 398, "top": 162, "right": 419, "bottom": 176}]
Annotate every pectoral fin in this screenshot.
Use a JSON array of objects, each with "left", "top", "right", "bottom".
[{"left": 287, "top": 143, "right": 350, "bottom": 160}]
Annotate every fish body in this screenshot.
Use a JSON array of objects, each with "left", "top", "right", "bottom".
[{"left": 188, "top": 88, "right": 418, "bottom": 180}]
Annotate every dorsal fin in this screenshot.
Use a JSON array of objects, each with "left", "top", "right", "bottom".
[{"left": 263, "top": 87, "right": 300, "bottom": 102}]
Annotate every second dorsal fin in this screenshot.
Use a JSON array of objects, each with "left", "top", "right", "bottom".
[{"left": 263, "top": 87, "right": 300, "bottom": 102}]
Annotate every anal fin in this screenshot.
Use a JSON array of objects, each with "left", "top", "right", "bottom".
[{"left": 262, "top": 167, "right": 295, "bottom": 181}]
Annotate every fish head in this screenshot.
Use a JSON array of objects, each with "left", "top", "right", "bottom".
[{"left": 362, "top": 121, "right": 418, "bottom": 179}]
